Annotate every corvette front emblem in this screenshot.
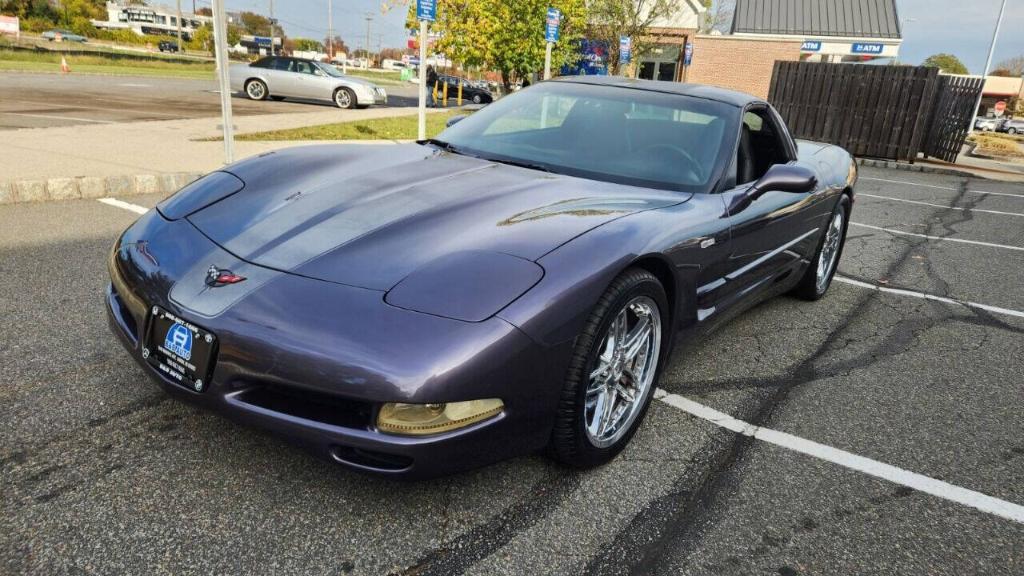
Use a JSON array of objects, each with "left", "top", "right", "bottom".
[{"left": 205, "top": 265, "right": 246, "bottom": 287}]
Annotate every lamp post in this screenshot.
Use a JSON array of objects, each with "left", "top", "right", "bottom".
[
  {"left": 967, "top": 0, "right": 1007, "bottom": 133},
  {"left": 211, "top": 0, "right": 234, "bottom": 164}
]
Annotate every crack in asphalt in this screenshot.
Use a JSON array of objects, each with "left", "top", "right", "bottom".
[{"left": 582, "top": 180, "right": 989, "bottom": 575}]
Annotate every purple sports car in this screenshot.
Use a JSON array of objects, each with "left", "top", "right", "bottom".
[{"left": 107, "top": 77, "right": 856, "bottom": 478}]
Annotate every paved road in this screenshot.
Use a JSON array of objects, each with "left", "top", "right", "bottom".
[
  {"left": 1, "top": 167, "right": 1022, "bottom": 575},
  {"left": 0, "top": 72, "right": 420, "bottom": 130}
]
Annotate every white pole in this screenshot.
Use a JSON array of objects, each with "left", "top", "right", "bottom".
[
  {"left": 327, "top": 0, "right": 333, "bottom": 61},
  {"left": 967, "top": 0, "right": 1007, "bottom": 133},
  {"left": 543, "top": 41, "right": 553, "bottom": 80},
  {"left": 212, "top": 0, "right": 234, "bottom": 164},
  {"left": 418, "top": 19, "right": 427, "bottom": 140},
  {"left": 176, "top": 0, "right": 183, "bottom": 53}
]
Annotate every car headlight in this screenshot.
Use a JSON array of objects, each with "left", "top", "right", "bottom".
[{"left": 377, "top": 399, "right": 504, "bottom": 435}]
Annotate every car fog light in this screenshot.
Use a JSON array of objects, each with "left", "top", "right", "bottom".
[{"left": 377, "top": 399, "right": 503, "bottom": 435}]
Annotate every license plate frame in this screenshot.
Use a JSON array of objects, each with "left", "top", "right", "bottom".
[{"left": 144, "top": 307, "right": 218, "bottom": 392}]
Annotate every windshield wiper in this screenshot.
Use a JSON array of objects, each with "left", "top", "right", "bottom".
[
  {"left": 420, "top": 138, "right": 465, "bottom": 155},
  {"left": 484, "top": 157, "right": 555, "bottom": 174}
]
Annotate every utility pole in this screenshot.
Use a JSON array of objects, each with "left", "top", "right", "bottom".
[
  {"left": 968, "top": 0, "right": 1007, "bottom": 133},
  {"left": 364, "top": 13, "right": 373, "bottom": 68},
  {"left": 268, "top": 0, "right": 275, "bottom": 55},
  {"left": 211, "top": 0, "right": 234, "bottom": 164},
  {"left": 327, "top": 0, "right": 334, "bottom": 61},
  {"left": 176, "top": 0, "right": 183, "bottom": 53}
]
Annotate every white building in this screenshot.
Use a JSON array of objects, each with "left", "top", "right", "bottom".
[{"left": 91, "top": 2, "right": 209, "bottom": 39}]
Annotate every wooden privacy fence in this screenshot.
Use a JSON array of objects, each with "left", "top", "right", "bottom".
[{"left": 767, "top": 61, "right": 984, "bottom": 163}]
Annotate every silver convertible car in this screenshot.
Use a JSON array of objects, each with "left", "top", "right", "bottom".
[{"left": 229, "top": 56, "right": 388, "bottom": 109}]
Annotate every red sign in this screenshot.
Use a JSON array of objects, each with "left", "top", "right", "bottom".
[{"left": 994, "top": 101, "right": 1007, "bottom": 113}]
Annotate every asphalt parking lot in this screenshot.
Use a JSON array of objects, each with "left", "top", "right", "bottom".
[
  {"left": 0, "top": 72, "right": 420, "bottom": 130},
  {"left": 1, "top": 166, "right": 1022, "bottom": 575}
]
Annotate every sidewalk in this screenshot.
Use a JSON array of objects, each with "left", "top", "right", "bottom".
[{"left": 2, "top": 106, "right": 428, "bottom": 181}]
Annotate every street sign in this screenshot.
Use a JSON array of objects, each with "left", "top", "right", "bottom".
[
  {"left": 684, "top": 42, "right": 693, "bottom": 66},
  {"left": 417, "top": 0, "right": 436, "bottom": 22},
  {"left": 545, "top": 8, "right": 561, "bottom": 43},
  {"left": 619, "top": 36, "right": 631, "bottom": 65}
]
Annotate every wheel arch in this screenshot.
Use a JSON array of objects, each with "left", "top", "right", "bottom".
[{"left": 628, "top": 254, "right": 678, "bottom": 330}]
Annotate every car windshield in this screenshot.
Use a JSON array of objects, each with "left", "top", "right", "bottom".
[
  {"left": 435, "top": 82, "right": 738, "bottom": 192},
  {"left": 316, "top": 63, "right": 344, "bottom": 78}
]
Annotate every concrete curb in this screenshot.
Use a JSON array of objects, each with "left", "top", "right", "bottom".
[
  {"left": 0, "top": 172, "right": 203, "bottom": 206},
  {"left": 856, "top": 158, "right": 977, "bottom": 179}
]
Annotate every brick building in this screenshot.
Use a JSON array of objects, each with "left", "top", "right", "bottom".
[{"left": 685, "top": 35, "right": 802, "bottom": 98}]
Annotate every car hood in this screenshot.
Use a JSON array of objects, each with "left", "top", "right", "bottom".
[
  {"left": 337, "top": 74, "right": 378, "bottom": 89},
  {"left": 187, "top": 144, "right": 688, "bottom": 290}
]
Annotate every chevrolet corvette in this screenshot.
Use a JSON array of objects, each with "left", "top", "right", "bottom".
[{"left": 107, "top": 77, "right": 856, "bottom": 478}]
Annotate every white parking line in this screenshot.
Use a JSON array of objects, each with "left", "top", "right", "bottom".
[
  {"left": 97, "top": 197, "right": 148, "bottom": 215},
  {"left": 5, "top": 112, "right": 113, "bottom": 124},
  {"left": 859, "top": 193, "right": 1024, "bottom": 217},
  {"left": 849, "top": 222, "right": 1024, "bottom": 252},
  {"left": 860, "top": 176, "right": 1024, "bottom": 199},
  {"left": 653, "top": 390, "right": 1024, "bottom": 525},
  {"left": 834, "top": 276, "right": 1024, "bottom": 319}
]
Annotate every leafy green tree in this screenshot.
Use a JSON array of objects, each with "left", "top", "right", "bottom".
[
  {"left": 407, "top": 0, "right": 585, "bottom": 90},
  {"left": 292, "top": 37, "right": 323, "bottom": 52},
  {"left": 922, "top": 53, "right": 968, "bottom": 75},
  {"left": 587, "top": 0, "right": 682, "bottom": 74}
]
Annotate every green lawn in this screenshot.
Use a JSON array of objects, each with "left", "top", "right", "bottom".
[
  {"left": 236, "top": 111, "right": 459, "bottom": 141},
  {"left": 0, "top": 50, "right": 215, "bottom": 79}
]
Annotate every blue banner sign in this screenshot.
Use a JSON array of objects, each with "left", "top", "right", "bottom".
[
  {"left": 417, "top": 0, "right": 436, "bottom": 22},
  {"left": 619, "top": 35, "right": 631, "bottom": 64},
  {"left": 684, "top": 42, "right": 693, "bottom": 66},
  {"left": 851, "top": 42, "right": 884, "bottom": 55},
  {"left": 801, "top": 40, "right": 822, "bottom": 52},
  {"left": 254, "top": 36, "right": 272, "bottom": 47},
  {"left": 545, "top": 7, "right": 561, "bottom": 43}
]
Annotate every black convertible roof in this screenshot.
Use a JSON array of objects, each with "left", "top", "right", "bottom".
[{"left": 551, "top": 76, "right": 762, "bottom": 107}]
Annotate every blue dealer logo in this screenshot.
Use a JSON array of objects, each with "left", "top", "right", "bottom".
[{"left": 164, "top": 323, "right": 193, "bottom": 360}]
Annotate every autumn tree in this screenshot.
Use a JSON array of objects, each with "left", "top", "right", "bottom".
[
  {"left": 406, "top": 0, "right": 586, "bottom": 90},
  {"left": 586, "top": 0, "right": 684, "bottom": 74},
  {"left": 993, "top": 55, "right": 1024, "bottom": 77},
  {"left": 922, "top": 53, "right": 968, "bottom": 75}
]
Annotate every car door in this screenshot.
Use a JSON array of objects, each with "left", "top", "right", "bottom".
[
  {"left": 271, "top": 58, "right": 305, "bottom": 97},
  {"left": 714, "top": 105, "right": 827, "bottom": 314},
  {"left": 288, "top": 60, "right": 323, "bottom": 99}
]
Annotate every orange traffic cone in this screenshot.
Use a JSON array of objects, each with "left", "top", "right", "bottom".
[{"left": 60, "top": 56, "right": 70, "bottom": 74}]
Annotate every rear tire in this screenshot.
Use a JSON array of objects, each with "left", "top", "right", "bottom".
[
  {"left": 472, "top": 94, "right": 483, "bottom": 104},
  {"left": 245, "top": 79, "right": 268, "bottom": 101},
  {"left": 1009, "top": 128, "right": 1018, "bottom": 135},
  {"left": 792, "top": 195, "right": 850, "bottom": 301},
  {"left": 549, "top": 268, "right": 668, "bottom": 468},
  {"left": 334, "top": 87, "right": 357, "bottom": 109}
]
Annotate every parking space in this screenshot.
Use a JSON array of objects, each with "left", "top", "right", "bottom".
[
  {"left": 0, "top": 72, "right": 420, "bottom": 130},
  {"left": 1, "top": 167, "right": 1022, "bottom": 575}
]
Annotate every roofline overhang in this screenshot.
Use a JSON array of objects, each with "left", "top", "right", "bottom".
[{"left": 733, "top": 32, "right": 902, "bottom": 45}]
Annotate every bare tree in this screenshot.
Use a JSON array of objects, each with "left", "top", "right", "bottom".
[
  {"left": 993, "top": 55, "right": 1024, "bottom": 77},
  {"left": 700, "top": 0, "right": 734, "bottom": 34},
  {"left": 586, "top": 0, "right": 681, "bottom": 74}
]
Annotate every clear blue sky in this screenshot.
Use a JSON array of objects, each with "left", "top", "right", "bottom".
[{"left": 213, "top": 0, "right": 1024, "bottom": 74}]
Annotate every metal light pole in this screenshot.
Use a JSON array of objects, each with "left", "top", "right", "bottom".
[
  {"left": 327, "top": 0, "right": 334, "bottom": 61},
  {"left": 418, "top": 18, "right": 427, "bottom": 140},
  {"left": 176, "top": 0, "right": 183, "bottom": 53},
  {"left": 967, "top": 0, "right": 1007, "bottom": 133},
  {"left": 211, "top": 0, "right": 234, "bottom": 164},
  {"left": 365, "top": 13, "right": 373, "bottom": 68}
]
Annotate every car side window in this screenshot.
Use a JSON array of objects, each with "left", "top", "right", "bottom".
[
  {"left": 736, "top": 108, "right": 791, "bottom": 185},
  {"left": 251, "top": 57, "right": 273, "bottom": 69},
  {"left": 271, "top": 58, "right": 291, "bottom": 71}
]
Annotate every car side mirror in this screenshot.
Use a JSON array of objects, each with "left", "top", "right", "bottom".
[
  {"left": 446, "top": 115, "right": 468, "bottom": 128},
  {"left": 729, "top": 164, "right": 817, "bottom": 214}
]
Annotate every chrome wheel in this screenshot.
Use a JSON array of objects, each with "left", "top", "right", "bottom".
[
  {"left": 585, "top": 296, "right": 662, "bottom": 448},
  {"left": 816, "top": 209, "right": 844, "bottom": 292},
  {"left": 246, "top": 80, "right": 266, "bottom": 100},
  {"left": 335, "top": 89, "right": 353, "bottom": 108}
]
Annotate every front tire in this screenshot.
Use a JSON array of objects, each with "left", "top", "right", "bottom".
[
  {"left": 472, "top": 94, "right": 483, "bottom": 104},
  {"left": 792, "top": 195, "right": 850, "bottom": 300},
  {"left": 1009, "top": 128, "right": 1018, "bottom": 135},
  {"left": 550, "top": 268, "right": 668, "bottom": 468},
  {"left": 334, "top": 87, "right": 357, "bottom": 109},
  {"left": 245, "top": 79, "right": 268, "bottom": 101}
]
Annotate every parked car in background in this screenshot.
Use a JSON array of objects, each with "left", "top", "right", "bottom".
[
  {"left": 158, "top": 40, "right": 179, "bottom": 53},
  {"left": 230, "top": 56, "right": 387, "bottom": 109},
  {"left": 974, "top": 117, "right": 1005, "bottom": 132},
  {"left": 42, "top": 29, "right": 87, "bottom": 42},
  {"left": 434, "top": 74, "right": 493, "bottom": 104},
  {"left": 381, "top": 59, "right": 409, "bottom": 71},
  {"left": 1000, "top": 118, "right": 1024, "bottom": 135}
]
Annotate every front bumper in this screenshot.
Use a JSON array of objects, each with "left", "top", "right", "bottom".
[
  {"left": 357, "top": 87, "right": 388, "bottom": 106},
  {"left": 106, "top": 214, "right": 569, "bottom": 478}
]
